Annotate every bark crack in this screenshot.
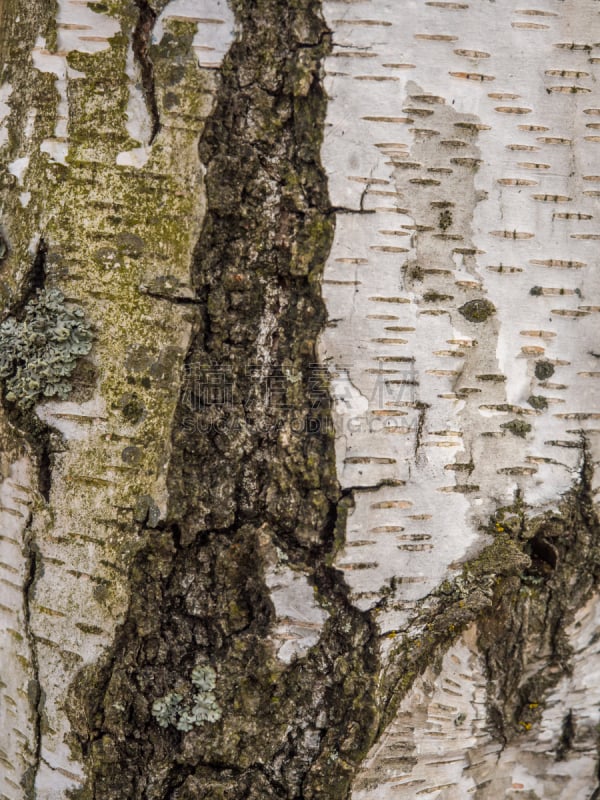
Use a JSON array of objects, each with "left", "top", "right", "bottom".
[
  {"left": 22, "top": 520, "right": 42, "bottom": 799},
  {"left": 7, "top": 235, "right": 47, "bottom": 319},
  {"left": 132, "top": 0, "right": 160, "bottom": 144}
]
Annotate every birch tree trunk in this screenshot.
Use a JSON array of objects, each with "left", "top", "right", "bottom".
[{"left": 0, "top": 0, "right": 599, "bottom": 798}]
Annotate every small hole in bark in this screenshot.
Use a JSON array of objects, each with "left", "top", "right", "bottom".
[{"left": 528, "top": 533, "right": 558, "bottom": 574}]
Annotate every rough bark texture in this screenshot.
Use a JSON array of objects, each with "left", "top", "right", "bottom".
[
  {"left": 68, "top": 3, "right": 382, "bottom": 798},
  {"left": 0, "top": 1, "right": 599, "bottom": 799}
]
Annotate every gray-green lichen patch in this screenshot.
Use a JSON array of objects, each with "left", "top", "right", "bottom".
[
  {"left": 0, "top": 288, "right": 92, "bottom": 409},
  {"left": 151, "top": 666, "right": 221, "bottom": 731},
  {"left": 458, "top": 298, "right": 496, "bottom": 323}
]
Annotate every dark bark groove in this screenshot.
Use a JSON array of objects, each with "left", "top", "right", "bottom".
[{"left": 68, "top": 2, "right": 382, "bottom": 799}]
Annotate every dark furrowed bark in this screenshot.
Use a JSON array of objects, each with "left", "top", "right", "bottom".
[{"left": 68, "top": 3, "right": 382, "bottom": 799}]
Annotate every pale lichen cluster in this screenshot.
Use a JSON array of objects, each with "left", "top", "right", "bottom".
[
  {"left": 151, "top": 665, "right": 222, "bottom": 732},
  {"left": 0, "top": 287, "right": 92, "bottom": 408}
]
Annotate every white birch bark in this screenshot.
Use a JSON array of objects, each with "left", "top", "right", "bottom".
[{"left": 319, "top": 0, "right": 600, "bottom": 796}]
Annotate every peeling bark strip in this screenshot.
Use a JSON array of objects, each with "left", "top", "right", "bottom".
[{"left": 70, "top": 2, "right": 383, "bottom": 799}]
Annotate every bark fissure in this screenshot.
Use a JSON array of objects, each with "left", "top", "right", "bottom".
[
  {"left": 21, "top": 524, "right": 42, "bottom": 799},
  {"left": 37, "top": 432, "right": 51, "bottom": 502},
  {"left": 2, "top": 235, "right": 48, "bottom": 321},
  {"left": 556, "top": 710, "right": 575, "bottom": 762},
  {"left": 22, "top": 236, "right": 47, "bottom": 306},
  {"left": 132, "top": 0, "right": 160, "bottom": 144}
]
